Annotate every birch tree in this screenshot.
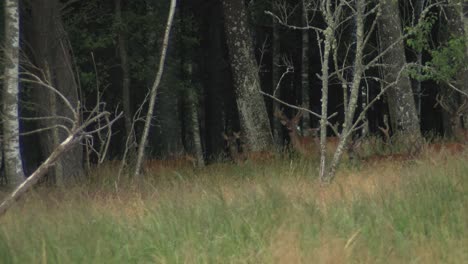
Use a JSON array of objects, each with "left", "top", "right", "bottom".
[
  {"left": 266, "top": 0, "right": 436, "bottom": 183},
  {"left": 0, "top": 69, "right": 121, "bottom": 217},
  {"left": 134, "top": 0, "right": 176, "bottom": 177},
  {"left": 221, "top": 0, "right": 273, "bottom": 151},
  {"left": 2, "top": 0, "right": 25, "bottom": 187}
]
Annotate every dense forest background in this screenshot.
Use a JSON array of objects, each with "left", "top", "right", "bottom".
[{"left": 0, "top": 0, "right": 467, "bottom": 186}]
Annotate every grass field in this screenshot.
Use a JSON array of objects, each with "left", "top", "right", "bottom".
[{"left": 0, "top": 153, "right": 467, "bottom": 263}]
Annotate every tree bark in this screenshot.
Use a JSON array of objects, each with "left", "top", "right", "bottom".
[
  {"left": 414, "top": 0, "right": 426, "bottom": 118},
  {"left": 221, "top": 0, "right": 273, "bottom": 151},
  {"left": 301, "top": 0, "right": 311, "bottom": 131},
  {"left": 377, "top": 0, "right": 421, "bottom": 141},
  {"left": 271, "top": 3, "right": 283, "bottom": 146},
  {"left": 202, "top": 2, "right": 229, "bottom": 158},
  {"left": 3, "top": 0, "right": 25, "bottom": 187},
  {"left": 187, "top": 85, "right": 205, "bottom": 167},
  {"left": 114, "top": 0, "right": 134, "bottom": 150},
  {"left": 318, "top": 0, "right": 333, "bottom": 181},
  {"left": 445, "top": 0, "right": 468, "bottom": 129},
  {"left": 464, "top": 0, "right": 468, "bottom": 127},
  {"left": 27, "top": 0, "right": 83, "bottom": 184}
]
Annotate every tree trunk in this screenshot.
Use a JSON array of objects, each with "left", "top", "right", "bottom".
[
  {"left": 178, "top": 1, "right": 204, "bottom": 166},
  {"left": 319, "top": 16, "right": 333, "bottom": 181},
  {"left": 187, "top": 85, "right": 205, "bottom": 167},
  {"left": 202, "top": 1, "right": 229, "bottom": 158},
  {"left": 301, "top": 0, "right": 311, "bottom": 131},
  {"left": 463, "top": 0, "right": 468, "bottom": 127},
  {"left": 134, "top": 0, "right": 176, "bottom": 177},
  {"left": 271, "top": 4, "right": 283, "bottom": 146},
  {"left": 152, "top": 84, "right": 184, "bottom": 157},
  {"left": 114, "top": 0, "right": 134, "bottom": 151},
  {"left": 414, "top": 0, "right": 426, "bottom": 118},
  {"left": 27, "top": 0, "right": 83, "bottom": 184},
  {"left": 377, "top": 0, "right": 421, "bottom": 141},
  {"left": 445, "top": 0, "right": 468, "bottom": 129},
  {"left": 324, "top": 0, "right": 366, "bottom": 183},
  {"left": 3, "top": 0, "right": 25, "bottom": 187},
  {"left": 221, "top": 0, "right": 273, "bottom": 151}
]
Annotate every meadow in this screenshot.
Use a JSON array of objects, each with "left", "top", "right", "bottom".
[{"left": 0, "top": 151, "right": 467, "bottom": 263}]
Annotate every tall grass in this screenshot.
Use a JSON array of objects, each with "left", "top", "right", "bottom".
[{"left": 0, "top": 154, "right": 466, "bottom": 263}]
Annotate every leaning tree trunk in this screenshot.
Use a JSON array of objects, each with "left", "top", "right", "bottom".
[
  {"left": 27, "top": 0, "right": 83, "bottom": 185},
  {"left": 377, "top": 0, "right": 421, "bottom": 142},
  {"left": 221, "top": 0, "right": 273, "bottom": 151},
  {"left": 134, "top": 0, "right": 176, "bottom": 177},
  {"left": 3, "top": 0, "right": 25, "bottom": 187}
]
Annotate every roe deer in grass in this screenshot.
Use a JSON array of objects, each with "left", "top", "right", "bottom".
[
  {"left": 222, "top": 132, "right": 273, "bottom": 163},
  {"left": 274, "top": 109, "right": 341, "bottom": 156}
]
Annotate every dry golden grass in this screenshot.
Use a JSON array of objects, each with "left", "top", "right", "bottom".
[{"left": 1, "top": 150, "right": 465, "bottom": 263}]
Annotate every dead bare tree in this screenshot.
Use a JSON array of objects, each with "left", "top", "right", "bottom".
[{"left": 0, "top": 71, "right": 121, "bottom": 217}]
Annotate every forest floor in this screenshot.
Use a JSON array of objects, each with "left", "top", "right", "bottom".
[{"left": 0, "top": 151, "right": 467, "bottom": 263}]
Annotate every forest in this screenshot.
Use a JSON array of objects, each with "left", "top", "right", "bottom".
[{"left": 0, "top": 0, "right": 467, "bottom": 262}]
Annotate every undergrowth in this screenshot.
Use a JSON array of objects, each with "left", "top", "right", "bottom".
[{"left": 0, "top": 153, "right": 466, "bottom": 263}]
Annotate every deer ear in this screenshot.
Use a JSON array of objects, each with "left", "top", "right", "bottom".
[
  {"left": 222, "top": 133, "right": 228, "bottom": 140},
  {"left": 279, "top": 120, "right": 287, "bottom": 126},
  {"left": 233, "top": 132, "right": 241, "bottom": 138}
]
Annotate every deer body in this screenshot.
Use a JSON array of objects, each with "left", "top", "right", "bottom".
[
  {"left": 274, "top": 110, "right": 341, "bottom": 156},
  {"left": 223, "top": 132, "right": 244, "bottom": 163},
  {"left": 223, "top": 132, "right": 273, "bottom": 163}
]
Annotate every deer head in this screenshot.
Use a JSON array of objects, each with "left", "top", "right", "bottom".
[
  {"left": 222, "top": 132, "right": 244, "bottom": 162},
  {"left": 222, "top": 132, "right": 273, "bottom": 163},
  {"left": 274, "top": 109, "right": 318, "bottom": 155}
]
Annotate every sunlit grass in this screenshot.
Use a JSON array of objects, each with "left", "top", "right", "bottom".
[{"left": 0, "top": 153, "right": 467, "bottom": 263}]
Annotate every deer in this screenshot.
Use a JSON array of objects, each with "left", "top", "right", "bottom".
[
  {"left": 435, "top": 93, "right": 468, "bottom": 143},
  {"left": 222, "top": 132, "right": 244, "bottom": 163},
  {"left": 274, "top": 109, "right": 341, "bottom": 156},
  {"left": 222, "top": 132, "right": 273, "bottom": 163}
]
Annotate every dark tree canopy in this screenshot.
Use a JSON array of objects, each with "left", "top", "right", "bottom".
[{"left": 0, "top": 0, "right": 466, "bottom": 184}]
